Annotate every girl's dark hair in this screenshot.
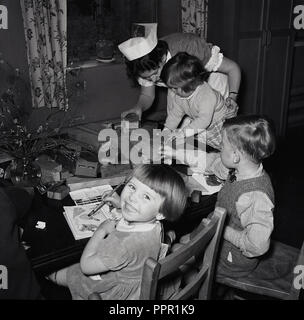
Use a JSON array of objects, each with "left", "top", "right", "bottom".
[
  {"left": 160, "top": 52, "right": 210, "bottom": 93},
  {"left": 223, "top": 115, "right": 276, "bottom": 163},
  {"left": 125, "top": 40, "right": 169, "bottom": 85},
  {"left": 129, "top": 164, "right": 187, "bottom": 222}
]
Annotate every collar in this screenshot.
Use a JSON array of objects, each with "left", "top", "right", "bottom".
[
  {"left": 116, "top": 218, "right": 160, "bottom": 232},
  {"left": 179, "top": 84, "right": 202, "bottom": 100},
  {"left": 235, "top": 163, "right": 264, "bottom": 181}
]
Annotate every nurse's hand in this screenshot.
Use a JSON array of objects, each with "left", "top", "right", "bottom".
[{"left": 121, "top": 106, "right": 143, "bottom": 121}]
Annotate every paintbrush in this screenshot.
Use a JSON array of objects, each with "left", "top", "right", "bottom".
[{"left": 87, "top": 179, "right": 126, "bottom": 218}]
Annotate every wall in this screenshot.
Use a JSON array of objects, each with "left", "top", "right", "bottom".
[
  {"left": 157, "top": 0, "right": 182, "bottom": 37},
  {"left": 288, "top": 29, "right": 304, "bottom": 127},
  {"left": 0, "top": 0, "right": 31, "bottom": 116},
  {"left": 1, "top": 1, "right": 181, "bottom": 129}
]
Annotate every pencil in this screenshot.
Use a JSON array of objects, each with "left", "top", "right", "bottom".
[{"left": 87, "top": 180, "right": 126, "bottom": 217}]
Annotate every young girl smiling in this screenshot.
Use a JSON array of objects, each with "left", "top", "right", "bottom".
[{"left": 47, "top": 164, "right": 187, "bottom": 300}]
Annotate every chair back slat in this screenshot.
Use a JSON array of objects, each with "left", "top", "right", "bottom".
[
  {"left": 158, "top": 218, "right": 218, "bottom": 279},
  {"left": 172, "top": 265, "right": 209, "bottom": 300},
  {"left": 140, "top": 207, "right": 227, "bottom": 300}
]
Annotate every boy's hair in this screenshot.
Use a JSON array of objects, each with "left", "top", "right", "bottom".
[
  {"left": 160, "top": 52, "right": 210, "bottom": 93},
  {"left": 129, "top": 164, "right": 187, "bottom": 222},
  {"left": 125, "top": 40, "right": 168, "bottom": 85},
  {"left": 223, "top": 115, "right": 276, "bottom": 163}
]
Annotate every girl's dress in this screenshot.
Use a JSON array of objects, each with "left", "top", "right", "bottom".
[
  {"left": 66, "top": 219, "right": 162, "bottom": 300},
  {"left": 164, "top": 82, "right": 237, "bottom": 150}
]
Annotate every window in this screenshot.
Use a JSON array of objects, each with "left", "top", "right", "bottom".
[{"left": 67, "top": 0, "right": 157, "bottom": 63}]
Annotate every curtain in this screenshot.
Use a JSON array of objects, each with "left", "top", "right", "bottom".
[
  {"left": 20, "top": 0, "right": 67, "bottom": 109},
  {"left": 181, "top": 0, "right": 208, "bottom": 39}
]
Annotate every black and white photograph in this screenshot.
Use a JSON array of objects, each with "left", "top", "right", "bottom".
[{"left": 0, "top": 0, "right": 303, "bottom": 310}]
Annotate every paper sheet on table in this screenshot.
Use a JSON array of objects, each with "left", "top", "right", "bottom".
[
  {"left": 191, "top": 173, "right": 223, "bottom": 195},
  {"left": 63, "top": 204, "right": 121, "bottom": 240},
  {"left": 69, "top": 184, "right": 113, "bottom": 205}
]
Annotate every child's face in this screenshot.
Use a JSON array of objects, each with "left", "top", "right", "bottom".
[
  {"left": 139, "top": 55, "right": 167, "bottom": 82},
  {"left": 120, "top": 177, "right": 164, "bottom": 223},
  {"left": 220, "top": 130, "right": 238, "bottom": 169},
  {"left": 140, "top": 68, "right": 161, "bottom": 82}
]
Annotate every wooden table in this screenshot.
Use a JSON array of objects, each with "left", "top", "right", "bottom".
[{"left": 23, "top": 177, "right": 217, "bottom": 276}]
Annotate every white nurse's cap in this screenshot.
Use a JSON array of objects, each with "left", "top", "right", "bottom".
[{"left": 118, "top": 23, "right": 158, "bottom": 61}]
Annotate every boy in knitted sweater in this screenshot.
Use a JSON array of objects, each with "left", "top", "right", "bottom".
[{"left": 162, "top": 115, "right": 276, "bottom": 277}]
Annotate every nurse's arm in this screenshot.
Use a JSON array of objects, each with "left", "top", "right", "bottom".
[{"left": 217, "top": 56, "right": 241, "bottom": 101}]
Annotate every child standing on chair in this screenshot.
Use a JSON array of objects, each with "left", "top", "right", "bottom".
[
  {"left": 160, "top": 52, "right": 238, "bottom": 150},
  {"left": 48, "top": 164, "right": 187, "bottom": 300},
  {"left": 212, "top": 115, "right": 276, "bottom": 277}
]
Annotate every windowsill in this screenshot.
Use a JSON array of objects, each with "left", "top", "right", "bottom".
[{"left": 67, "top": 55, "right": 124, "bottom": 70}]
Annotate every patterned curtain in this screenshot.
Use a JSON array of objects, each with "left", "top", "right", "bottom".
[
  {"left": 181, "top": 0, "right": 208, "bottom": 39},
  {"left": 20, "top": 0, "right": 67, "bottom": 109}
]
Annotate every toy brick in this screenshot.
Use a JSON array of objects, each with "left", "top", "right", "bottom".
[
  {"left": 47, "top": 185, "right": 70, "bottom": 200},
  {"left": 60, "top": 169, "right": 73, "bottom": 180},
  {"left": 99, "top": 163, "right": 132, "bottom": 179},
  {"left": 67, "top": 176, "right": 126, "bottom": 191},
  {"left": 74, "top": 158, "right": 99, "bottom": 177},
  {"left": 35, "top": 156, "right": 62, "bottom": 183}
]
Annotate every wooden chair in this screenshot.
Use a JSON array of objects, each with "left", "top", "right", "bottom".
[
  {"left": 216, "top": 239, "right": 304, "bottom": 300},
  {"left": 88, "top": 207, "right": 226, "bottom": 300},
  {"left": 139, "top": 207, "right": 227, "bottom": 300}
]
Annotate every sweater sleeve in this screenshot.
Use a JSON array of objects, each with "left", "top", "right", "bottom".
[
  {"left": 223, "top": 191, "right": 274, "bottom": 257},
  {"left": 164, "top": 90, "right": 185, "bottom": 130},
  {"left": 182, "top": 85, "right": 216, "bottom": 134}
]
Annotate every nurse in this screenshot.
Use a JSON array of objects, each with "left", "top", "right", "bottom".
[{"left": 118, "top": 23, "right": 241, "bottom": 121}]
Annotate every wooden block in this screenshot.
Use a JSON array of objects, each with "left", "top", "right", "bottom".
[
  {"left": 99, "top": 163, "right": 132, "bottom": 178},
  {"left": 60, "top": 169, "right": 73, "bottom": 180},
  {"left": 35, "top": 156, "right": 62, "bottom": 183},
  {"left": 47, "top": 185, "right": 70, "bottom": 200},
  {"left": 74, "top": 158, "right": 99, "bottom": 177},
  {"left": 67, "top": 175, "right": 126, "bottom": 191}
]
